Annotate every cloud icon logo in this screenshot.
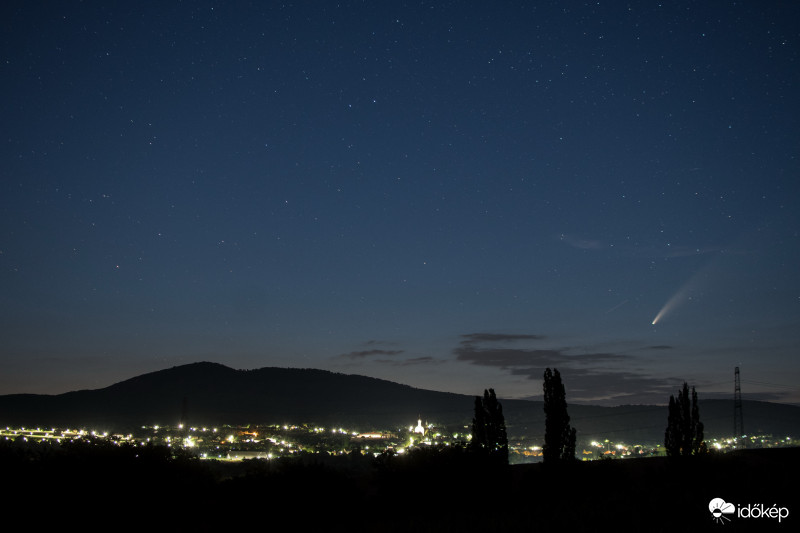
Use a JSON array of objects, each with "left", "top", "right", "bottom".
[{"left": 709, "top": 498, "right": 736, "bottom": 524}]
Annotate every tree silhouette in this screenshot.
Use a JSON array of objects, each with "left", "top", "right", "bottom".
[
  {"left": 543, "top": 368, "right": 576, "bottom": 463},
  {"left": 470, "top": 388, "right": 508, "bottom": 464},
  {"left": 471, "top": 396, "right": 487, "bottom": 450},
  {"left": 664, "top": 382, "right": 706, "bottom": 457}
]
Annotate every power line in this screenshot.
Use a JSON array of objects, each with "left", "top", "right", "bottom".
[{"left": 741, "top": 379, "right": 800, "bottom": 391}]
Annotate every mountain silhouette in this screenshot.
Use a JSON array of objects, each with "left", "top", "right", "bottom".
[
  {"left": 0, "top": 362, "right": 475, "bottom": 430},
  {"left": 1, "top": 362, "right": 798, "bottom": 443}
]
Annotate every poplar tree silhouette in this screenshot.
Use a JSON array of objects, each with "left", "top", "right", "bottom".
[
  {"left": 543, "top": 368, "right": 576, "bottom": 463},
  {"left": 470, "top": 388, "right": 508, "bottom": 464},
  {"left": 665, "top": 382, "right": 706, "bottom": 457}
]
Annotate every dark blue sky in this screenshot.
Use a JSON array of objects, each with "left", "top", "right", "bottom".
[{"left": 2, "top": 1, "right": 798, "bottom": 405}]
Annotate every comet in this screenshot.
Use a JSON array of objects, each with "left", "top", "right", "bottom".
[
  {"left": 651, "top": 290, "right": 684, "bottom": 324},
  {"left": 651, "top": 271, "right": 704, "bottom": 325},
  {"left": 651, "top": 242, "right": 738, "bottom": 325}
]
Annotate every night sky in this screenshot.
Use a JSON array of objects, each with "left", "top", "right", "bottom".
[{"left": 2, "top": 1, "right": 799, "bottom": 405}]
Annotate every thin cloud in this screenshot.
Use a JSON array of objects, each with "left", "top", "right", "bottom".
[
  {"left": 340, "top": 349, "right": 404, "bottom": 359},
  {"left": 510, "top": 366, "right": 679, "bottom": 404},
  {"left": 363, "top": 339, "right": 399, "bottom": 346},
  {"left": 559, "top": 233, "right": 604, "bottom": 250},
  {"left": 460, "top": 333, "right": 545, "bottom": 344},
  {"left": 454, "top": 332, "right": 671, "bottom": 404},
  {"left": 376, "top": 356, "right": 438, "bottom": 366},
  {"left": 455, "top": 345, "right": 630, "bottom": 368},
  {"left": 559, "top": 232, "right": 727, "bottom": 261}
]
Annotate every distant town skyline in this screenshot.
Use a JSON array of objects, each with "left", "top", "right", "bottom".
[{"left": 2, "top": 2, "right": 798, "bottom": 404}]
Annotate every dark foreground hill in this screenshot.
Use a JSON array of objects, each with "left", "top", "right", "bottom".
[
  {"left": 2, "top": 437, "right": 797, "bottom": 532},
  {"left": 1, "top": 362, "right": 798, "bottom": 443}
]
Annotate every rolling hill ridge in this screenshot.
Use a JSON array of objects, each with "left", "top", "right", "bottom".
[{"left": 1, "top": 362, "right": 798, "bottom": 443}]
